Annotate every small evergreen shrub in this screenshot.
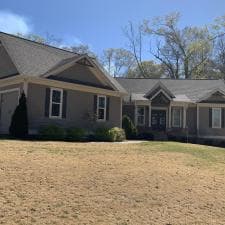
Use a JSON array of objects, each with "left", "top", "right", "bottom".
[
  {"left": 94, "top": 127, "right": 126, "bottom": 142},
  {"left": 94, "top": 127, "right": 112, "bottom": 141},
  {"left": 109, "top": 127, "right": 126, "bottom": 142},
  {"left": 39, "top": 125, "right": 65, "bottom": 140},
  {"left": 66, "top": 127, "right": 86, "bottom": 141},
  {"left": 9, "top": 92, "right": 28, "bottom": 138},
  {"left": 122, "top": 115, "right": 137, "bottom": 139}
]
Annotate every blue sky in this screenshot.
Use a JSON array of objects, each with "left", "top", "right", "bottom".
[{"left": 1, "top": 0, "right": 225, "bottom": 58}]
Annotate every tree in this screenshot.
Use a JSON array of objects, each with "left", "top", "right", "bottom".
[
  {"left": 101, "top": 48, "right": 135, "bottom": 77},
  {"left": 16, "top": 32, "right": 62, "bottom": 46},
  {"left": 211, "top": 15, "right": 225, "bottom": 78},
  {"left": 63, "top": 44, "right": 97, "bottom": 57},
  {"left": 123, "top": 22, "right": 146, "bottom": 77},
  {"left": 142, "top": 12, "right": 212, "bottom": 79},
  {"left": 126, "top": 60, "right": 164, "bottom": 78},
  {"left": 9, "top": 92, "right": 28, "bottom": 138}
]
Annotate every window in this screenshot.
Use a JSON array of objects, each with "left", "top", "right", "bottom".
[
  {"left": 212, "top": 108, "right": 221, "bottom": 128},
  {"left": 172, "top": 108, "right": 182, "bottom": 128},
  {"left": 137, "top": 106, "right": 145, "bottom": 126},
  {"left": 50, "top": 88, "right": 63, "bottom": 118},
  {"left": 97, "top": 95, "right": 106, "bottom": 121}
]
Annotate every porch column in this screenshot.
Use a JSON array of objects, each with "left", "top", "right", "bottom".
[
  {"left": 23, "top": 79, "right": 28, "bottom": 96},
  {"left": 168, "top": 104, "right": 172, "bottom": 128},
  {"left": 149, "top": 101, "right": 151, "bottom": 127},
  {"left": 183, "top": 105, "right": 186, "bottom": 128}
]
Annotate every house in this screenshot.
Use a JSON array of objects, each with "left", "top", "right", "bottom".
[
  {"left": 0, "top": 32, "right": 126, "bottom": 134},
  {"left": 116, "top": 77, "right": 225, "bottom": 141}
]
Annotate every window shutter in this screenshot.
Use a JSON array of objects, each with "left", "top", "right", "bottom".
[
  {"left": 222, "top": 108, "right": 225, "bottom": 128},
  {"left": 93, "top": 95, "right": 97, "bottom": 120},
  {"left": 106, "top": 97, "right": 110, "bottom": 121},
  {"left": 209, "top": 108, "right": 212, "bottom": 128},
  {"left": 62, "top": 90, "right": 67, "bottom": 118},
  {"left": 45, "top": 88, "right": 50, "bottom": 117}
]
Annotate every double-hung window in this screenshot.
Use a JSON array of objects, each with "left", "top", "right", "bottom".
[
  {"left": 137, "top": 106, "right": 145, "bottom": 126},
  {"left": 97, "top": 95, "right": 106, "bottom": 121},
  {"left": 172, "top": 108, "right": 182, "bottom": 128},
  {"left": 50, "top": 88, "right": 63, "bottom": 118},
  {"left": 212, "top": 108, "right": 221, "bottom": 128}
]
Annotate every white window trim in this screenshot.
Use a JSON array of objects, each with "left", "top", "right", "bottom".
[
  {"left": 172, "top": 107, "right": 182, "bottom": 128},
  {"left": 136, "top": 106, "right": 145, "bottom": 126},
  {"left": 49, "top": 87, "right": 63, "bottom": 119},
  {"left": 97, "top": 95, "right": 106, "bottom": 122},
  {"left": 212, "top": 108, "right": 221, "bottom": 129}
]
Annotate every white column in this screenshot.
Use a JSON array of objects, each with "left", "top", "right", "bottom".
[
  {"left": 23, "top": 79, "right": 28, "bottom": 96},
  {"left": 169, "top": 104, "right": 172, "bottom": 128},
  {"left": 183, "top": 105, "right": 186, "bottom": 128},
  {"left": 149, "top": 101, "right": 151, "bottom": 127}
]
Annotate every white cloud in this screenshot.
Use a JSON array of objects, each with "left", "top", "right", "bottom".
[{"left": 0, "top": 10, "right": 32, "bottom": 35}]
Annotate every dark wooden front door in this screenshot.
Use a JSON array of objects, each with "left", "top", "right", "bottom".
[{"left": 151, "top": 110, "right": 166, "bottom": 130}]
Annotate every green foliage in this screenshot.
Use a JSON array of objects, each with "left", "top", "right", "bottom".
[
  {"left": 94, "top": 127, "right": 126, "bottom": 142},
  {"left": 126, "top": 61, "right": 164, "bottom": 78},
  {"left": 66, "top": 127, "right": 86, "bottom": 141},
  {"left": 122, "top": 115, "right": 137, "bottom": 139},
  {"left": 39, "top": 125, "right": 65, "bottom": 140},
  {"left": 94, "top": 127, "right": 112, "bottom": 141},
  {"left": 9, "top": 92, "right": 28, "bottom": 138},
  {"left": 108, "top": 127, "right": 126, "bottom": 142}
]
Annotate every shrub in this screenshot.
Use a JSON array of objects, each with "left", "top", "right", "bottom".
[
  {"left": 9, "top": 92, "right": 28, "bottom": 138},
  {"left": 94, "top": 127, "right": 126, "bottom": 142},
  {"left": 138, "top": 131, "right": 154, "bottom": 140},
  {"left": 122, "top": 115, "right": 137, "bottom": 139},
  {"left": 94, "top": 127, "right": 112, "bottom": 141},
  {"left": 109, "top": 127, "right": 126, "bottom": 142},
  {"left": 66, "top": 127, "right": 86, "bottom": 141},
  {"left": 39, "top": 125, "right": 65, "bottom": 140}
]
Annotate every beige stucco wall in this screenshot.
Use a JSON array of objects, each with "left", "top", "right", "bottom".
[{"left": 27, "top": 83, "right": 121, "bottom": 133}]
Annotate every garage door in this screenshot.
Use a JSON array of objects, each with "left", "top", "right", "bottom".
[{"left": 0, "top": 90, "right": 19, "bottom": 134}]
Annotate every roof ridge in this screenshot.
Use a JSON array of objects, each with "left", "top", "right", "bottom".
[
  {"left": 115, "top": 77, "right": 221, "bottom": 81},
  {"left": 0, "top": 31, "right": 81, "bottom": 56}
]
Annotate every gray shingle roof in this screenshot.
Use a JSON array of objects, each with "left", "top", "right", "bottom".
[
  {"left": 0, "top": 32, "right": 125, "bottom": 93},
  {"left": 116, "top": 78, "right": 225, "bottom": 102},
  {"left": 0, "top": 32, "right": 77, "bottom": 76}
]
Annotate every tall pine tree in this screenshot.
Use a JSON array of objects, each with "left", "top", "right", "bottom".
[{"left": 9, "top": 92, "right": 28, "bottom": 138}]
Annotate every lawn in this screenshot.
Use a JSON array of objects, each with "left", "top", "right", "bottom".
[{"left": 0, "top": 141, "right": 225, "bottom": 225}]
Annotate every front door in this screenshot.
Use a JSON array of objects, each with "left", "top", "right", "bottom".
[
  {"left": 0, "top": 91, "right": 19, "bottom": 134},
  {"left": 151, "top": 110, "right": 166, "bottom": 130}
]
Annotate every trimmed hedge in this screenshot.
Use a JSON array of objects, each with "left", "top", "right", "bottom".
[
  {"left": 66, "top": 127, "right": 86, "bottom": 141},
  {"left": 39, "top": 125, "right": 125, "bottom": 142},
  {"left": 109, "top": 127, "right": 126, "bottom": 142},
  {"left": 39, "top": 125, "right": 65, "bottom": 140},
  {"left": 94, "top": 127, "right": 126, "bottom": 142}
]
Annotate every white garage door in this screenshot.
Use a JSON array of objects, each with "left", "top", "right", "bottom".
[{"left": 0, "top": 90, "right": 19, "bottom": 134}]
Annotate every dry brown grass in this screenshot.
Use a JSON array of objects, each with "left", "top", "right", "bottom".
[{"left": 0, "top": 140, "right": 225, "bottom": 225}]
